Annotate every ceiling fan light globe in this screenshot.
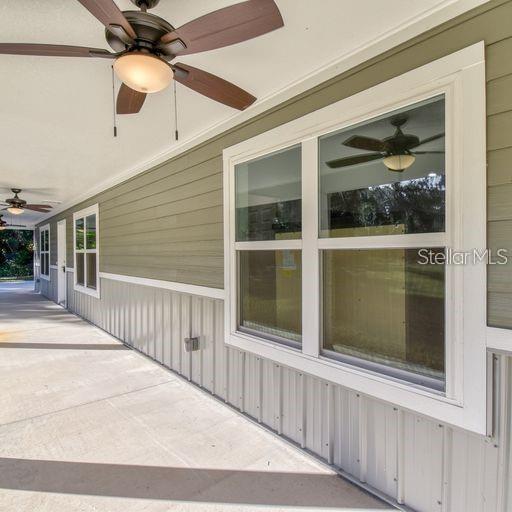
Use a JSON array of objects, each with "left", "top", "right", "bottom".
[
  {"left": 383, "top": 153, "right": 416, "bottom": 172},
  {"left": 7, "top": 206, "right": 24, "bottom": 215},
  {"left": 114, "top": 52, "right": 173, "bottom": 94}
]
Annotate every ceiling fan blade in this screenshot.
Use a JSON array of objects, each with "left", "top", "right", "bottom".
[
  {"left": 25, "top": 204, "right": 54, "bottom": 209},
  {"left": 326, "top": 153, "right": 384, "bottom": 169},
  {"left": 411, "top": 133, "right": 445, "bottom": 148},
  {"left": 0, "top": 43, "right": 114, "bottom": 58},
  {"left": 77, "top": 0, "right": 137, "bottom": 40},
  {"left": 159, "top": 0, "right": 283, "bottom": 56},
  {"left": 411, "top": 151, "right": 445, "bottom": 154},
  {"left": 342, "top": 135, "right": 388, "bottom": 152},
  {"left": 173, "top": 63, "right": 256, "bottom": 111},
  {"left": 116, "top": 83, "right": 147, "bottom": 115},
  {"left": 23, "top": 206, "right": 52, "bottom": 212}
]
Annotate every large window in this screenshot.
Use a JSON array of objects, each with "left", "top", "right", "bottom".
[
  {"left": 73, "top": 204, "right": 99, "bottom": 298},
  {"left": 224, "top": 44, "right": 487, "bottom": 433},
  {"left": 318, "top": 96, "right": 446, "bottom": 390},
  {"left": 39, "top": 224, "right": 50, "bottom": 280}
]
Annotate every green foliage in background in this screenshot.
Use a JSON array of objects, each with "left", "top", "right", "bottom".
[{"left": 0, "top": 230, "right": 34, "bottom": 279}]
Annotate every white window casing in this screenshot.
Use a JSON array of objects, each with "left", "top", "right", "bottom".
[
  {"left": 73, "top": 203, "right": 100, "bottom": 299},
  {"left": 223, "top": 42, "right": 487, "bottom": 433},
  {"left": 39, "top": 224, "right": 50, "bottom": 281}
]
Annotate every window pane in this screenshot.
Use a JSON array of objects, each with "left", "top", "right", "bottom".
[
  {"left": 322, "top": 248, "right": 445, "bottom": 387},
  {"left": 236, "top": 145, "right": 301, "bottom": 241},
  {"left": 239, "top": 250, "right": 302, "bottom": 344},
  {"left": 75, "top": 218, "right": 84, "bottom": 250},
  {"left": 76, "top": 253, "right": 85, "bottom": 286},
  {"left": 45, "top": 253, "right": 49, "bottom": 276},
  {"left": 45, "top": 230, "right": 49, "bottom": 251},
  {"left": 41, "top": 253, "right": 46, "bottom": 276},
  {"left": 86, "top": 214, "right": 96, "bottom": 249},
  {"left": 40, "top": 231, "right": 44, "bottom": 250},
  {"left": 319, "top": 96, "right": 445, "bottom": 238},
  {"left": 86, "top": 253, "right": 97, "bottom": 290}
]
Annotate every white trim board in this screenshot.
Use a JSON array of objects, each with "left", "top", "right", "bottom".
[
  {"left": 487, "top": 327, "right": 512, "bottom": 353},
  {"left": 30, "top": 0, "right": 490, "bottom": 228},
  {"left": 98, "top": 272, "right": 225, "bottom": 301}
]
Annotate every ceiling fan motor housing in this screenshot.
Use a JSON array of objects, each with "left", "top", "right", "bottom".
[
  {"left": 6, "top": 189, "right": 26, "bottom": 207},
  {"left": 105, "top": 10, "right": 175, "bottom": 54},
  {"left": 130, "top": 0, "right": 161, "bottom": 9}
]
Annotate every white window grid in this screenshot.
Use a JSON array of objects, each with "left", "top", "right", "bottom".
[
  {"left": 73, "top": 204, "right": 100, "bottom": 298},
  {"left": 39, "top": 224, "right": 50, "bottom": 280}
]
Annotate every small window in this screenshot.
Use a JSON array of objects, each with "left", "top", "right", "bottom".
[
  {"left": 239, "top": 250, "right": 302, "bottom": 345},
  {"left": 235, "top": 145, "right": 302, "bottom": 348},
  {"left": 73, "top": 204, "right": 99, "bottom": 297},
  {"left": 236, "top": 145, "right": 301, "bottom": 241},
  {"left": 39, "top": 225, "right": 50, "bottom": 280}
]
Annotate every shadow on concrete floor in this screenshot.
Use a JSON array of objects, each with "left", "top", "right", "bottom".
[
  {"left": 0, "top": 343, "right": 128, "bottom": 350},
  {"left": 0, "top": 458, "right": 389, "bottom": 509}
]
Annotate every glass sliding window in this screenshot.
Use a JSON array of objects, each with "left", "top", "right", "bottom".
[
  {"left": 322, "top": 248, "right": 445, "bottom": 389},
  {"left": 74, "top": 206, "right": 99, "bottom": 296},
  {"left": 319, "top": 96, "right": 445, "bottom": 238},
  {"left": 239, "top": 250, "right": 302, "bottom": 345},
  {"left": 236, "top": 145, "right": 301, "bottom": 241}
]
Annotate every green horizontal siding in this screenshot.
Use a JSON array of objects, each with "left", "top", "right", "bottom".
[{"left": 37, "top": 0, "right": 512, "bottom": 326}]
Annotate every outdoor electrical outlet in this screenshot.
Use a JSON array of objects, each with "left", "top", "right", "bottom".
[{"left": 184, "top": 337, "right": 200, "bottom": 352}]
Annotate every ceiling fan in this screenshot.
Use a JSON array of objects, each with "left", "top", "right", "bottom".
[
  {"left": 1, "top": 189, "right": 53, "bottom": 216},
  {"left": 0, "top": 0, "right": 284, "bottom": 115},
  {"left": 326, "top": 116, "right": 445, "bottom": 172},
  {"left": 0, "top": 214, "right": 27, "bottom": 230}
]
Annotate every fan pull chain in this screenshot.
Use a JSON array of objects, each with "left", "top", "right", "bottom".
[
  {"left": 173, "top": 80, "right": 179, "bottom": 141},
  {"left": 111, "top": 65, "right": 117, "bottom": 137}
]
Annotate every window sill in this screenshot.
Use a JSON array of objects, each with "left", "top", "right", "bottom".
[
  {"left": 40, "top": 274, "right": 50, "bottom": 281},
  {"left": 73, "top": 284, "right": 100, "bottom": 299}
]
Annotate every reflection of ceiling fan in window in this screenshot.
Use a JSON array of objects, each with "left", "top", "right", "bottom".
[{"left": 326, "top": 116, "right": 445, "bottom": 172}]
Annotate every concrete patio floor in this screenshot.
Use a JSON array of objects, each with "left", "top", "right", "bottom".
[{"left": 0, "top": 282, "right": 392, "bottom": 511}]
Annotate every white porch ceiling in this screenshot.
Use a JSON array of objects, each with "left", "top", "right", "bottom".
[{"left": 0, "top": 0, "right": 485, "bottom": 226}]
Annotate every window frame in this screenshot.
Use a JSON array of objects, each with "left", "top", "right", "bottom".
[
  {"left": 39, "top": 224, "right": 50, "bottom": 281},
  {"left": 223, "top": 43, "right": 487, "bottom": 433},
  {"left": 73, "top": 204, "right": 100, "bottom": 298}
]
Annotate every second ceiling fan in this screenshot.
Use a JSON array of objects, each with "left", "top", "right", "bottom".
[{"left": 0, "top": 0, "right": 284, "bottom": 114}]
